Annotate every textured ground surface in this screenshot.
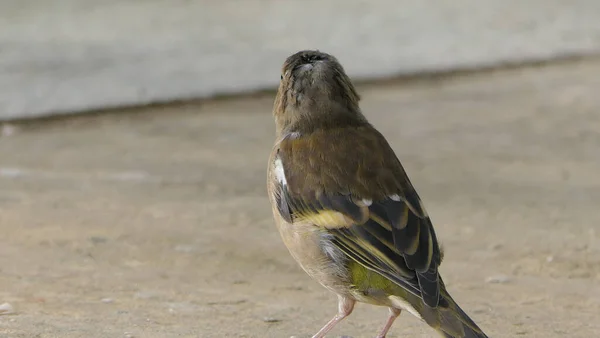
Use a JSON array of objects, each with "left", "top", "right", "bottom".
[{"left": 1, "top": 59, "right": 600, "bottom": 337}]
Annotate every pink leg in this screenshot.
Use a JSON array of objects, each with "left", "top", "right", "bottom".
[
  {"left": 312, "top": 295, "right": 355, "bottom": 338},
  {"left": 376, "top": 307, "right": 402, "bottom": 338}
]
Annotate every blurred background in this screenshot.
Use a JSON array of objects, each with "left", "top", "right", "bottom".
[
  {"left": 1, "top": 1, "right": 600, "bottom": 337},
  {"left": 3, "top": 0, "right": 600, "bottom": 120}
]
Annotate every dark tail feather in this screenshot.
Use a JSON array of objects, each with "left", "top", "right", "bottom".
[
  {"left": 415, "top": 289, "right": 488, "bottom": 338},
  {"left": 440, "top": 322, "right": 488, "bottom": 338},
  {"left": 437, "top": 299, "right": 488, "bottom": 338}
]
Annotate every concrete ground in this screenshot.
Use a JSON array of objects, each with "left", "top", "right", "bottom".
[{"left": 1, "top": 59, "right": 600, "bottom": 338}]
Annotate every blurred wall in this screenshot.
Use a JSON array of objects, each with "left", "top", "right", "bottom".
[{"left": 2, "top": 0, "right": 600, "bottom": 121}]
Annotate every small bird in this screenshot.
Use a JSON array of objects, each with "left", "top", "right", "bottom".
[{"left": 266, "top": 50, "right": 488, "bottom": 338}]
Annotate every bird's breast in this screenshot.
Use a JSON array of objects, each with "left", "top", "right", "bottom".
[{"left": 274, "top": 215, "right": 352, "bottom": 296}]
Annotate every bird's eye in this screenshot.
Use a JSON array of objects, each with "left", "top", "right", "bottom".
[{"left": 280, "top": 75, "right": 283, "bottom": 81}]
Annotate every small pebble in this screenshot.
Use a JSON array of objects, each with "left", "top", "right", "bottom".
[
  {"left": 485, "top": 275, "right": 510, "bottom": 284},
  {"left": 1, "top": 124, "right": 18, "bottom": 137},
  {"left": 546, "top": 255, "right": 554, "bottom": 263},
  {"left": 89, "top": 236, "right": 108, "bottom": 244},
  {"left": 262, "top": 317, "right": 281, "bottom": 323},
  {"left": 0, "top": 168, "right": 22, "bottom": 178},
  {"left": 101, "top": 298, "right": 114, "bottom": 304},
  {"left": 488, "top": 243, "right": 503, "bottom": 250},
  {"left": 0, "top": 302, "right": 15, "bottom": 315}
]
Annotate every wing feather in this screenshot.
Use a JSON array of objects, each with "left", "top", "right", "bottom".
[{"left": 271, "top": 126, "right": 443, "bottom": 307}]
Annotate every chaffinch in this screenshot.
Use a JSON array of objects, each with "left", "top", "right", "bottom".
[{"left": 267, "top": 50, "right": 488, "bottom": 338}]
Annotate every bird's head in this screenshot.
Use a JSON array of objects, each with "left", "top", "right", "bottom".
[{"left": 273, "top": 50, "right": 364, "bottom": 135}]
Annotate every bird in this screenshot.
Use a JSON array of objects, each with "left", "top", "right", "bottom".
[{"left": 266, "top": 50, "right": 489, "bottom": 338}]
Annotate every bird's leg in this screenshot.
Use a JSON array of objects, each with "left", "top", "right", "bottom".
[
  {"left": 375, "top": 307, "right": 402, "bottom": 338},
  {"left": 311, "top": 295, "right": 355, "bottom": 338}
]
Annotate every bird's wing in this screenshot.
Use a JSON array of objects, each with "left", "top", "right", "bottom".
[{"left": 271, "top": 127, "right": 443, "bottom": 307}]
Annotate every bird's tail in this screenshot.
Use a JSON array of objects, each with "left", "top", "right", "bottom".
[
  {"left": 436, "top": 301, "right": 488, "bottom": 338},
  {"left": 415, "top": 287, "right": 488, "bottom": 338}
]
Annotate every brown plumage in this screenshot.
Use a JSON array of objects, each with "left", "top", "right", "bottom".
[{"left": 267, "top": 50, "right": 488, "bottom": 338}]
